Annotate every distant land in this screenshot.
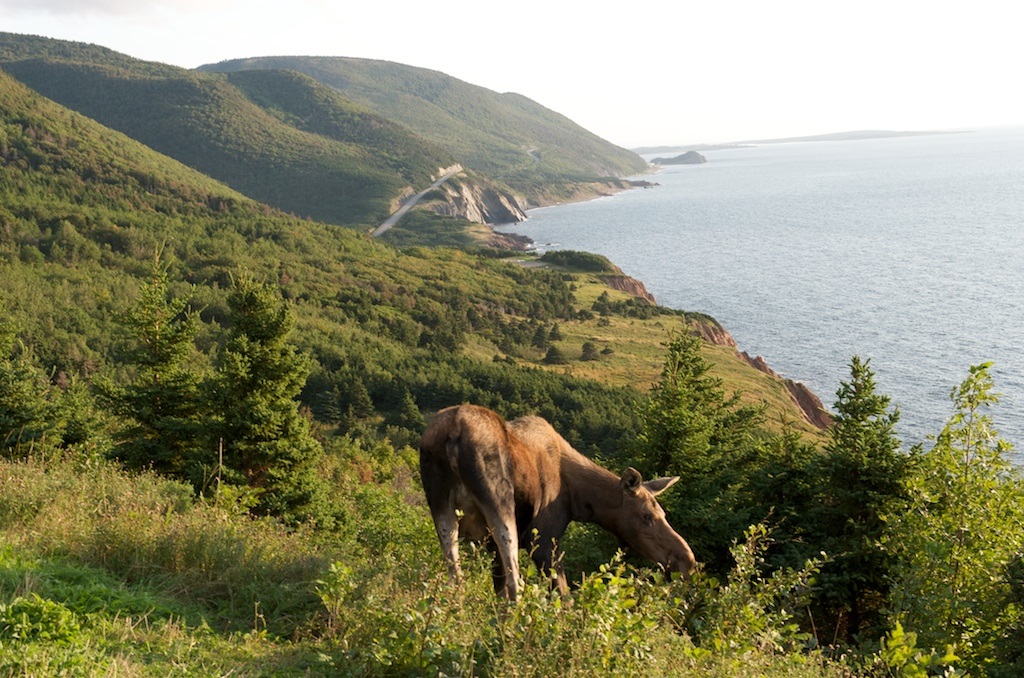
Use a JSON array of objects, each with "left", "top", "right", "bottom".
[
  {"left": 650, "top": 150, "right": 708, "bottom": 165},
  {"left": 633, "top": 129, "right": 963, "bottom": 155},
  {"left": 634, "top": 143, "right": 751, "bottom": 154}
]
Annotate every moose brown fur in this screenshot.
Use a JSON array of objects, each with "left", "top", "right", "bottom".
[{"left": 420, "top": 404, "right": 696, "bottom": 600}]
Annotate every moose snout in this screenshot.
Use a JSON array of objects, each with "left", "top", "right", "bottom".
[{"left": 664, "top": 541, "right": 697, "bottom": 578}]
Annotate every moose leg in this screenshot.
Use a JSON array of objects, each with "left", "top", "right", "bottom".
[
  {"left": 476, "top": 504, "right": 520, "bottom": 600},
  {"left": 458, "top": 448, "right": 520, "bottom": 600},
  {"left": 431, "top": 505, "right": 462, "bottom": 582},
  {"left": 485, "top": 537, "right": 508, "bottom": 596},
  {"left": 420, "top": 452, "right": 463, "bottom": 582}
]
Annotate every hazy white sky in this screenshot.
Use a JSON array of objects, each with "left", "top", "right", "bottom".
[{"left": 2, "top": 0, "right": 1022, "bottom": 148}]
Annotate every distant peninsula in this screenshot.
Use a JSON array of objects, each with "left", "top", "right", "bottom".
[
  {"left": 634, "top": 129, "right": 963, "bottom": 155},
  {"left": 736, "top": 129, "right": 964, "bottom": 145},
  {"left": 651, "top": 151, "right": 708, "bottom": 165},
  {"left": 635, "top": 143, "right": 749, "bottom": 154}
]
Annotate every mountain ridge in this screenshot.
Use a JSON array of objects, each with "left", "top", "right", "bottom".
[{"left": 198, "top": 55, "right": 648, "bottom": 203}]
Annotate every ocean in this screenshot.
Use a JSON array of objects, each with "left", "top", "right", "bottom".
[{"left": 498, "top": 127, "right": 1024, "bottom": 451}]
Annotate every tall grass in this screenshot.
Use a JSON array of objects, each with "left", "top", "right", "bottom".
[
  {"left": 0, "top": 453, "right": 330, "bottom": 635},
  {"left": 0, "top": 450, "right": 853, "bottom": 676}
]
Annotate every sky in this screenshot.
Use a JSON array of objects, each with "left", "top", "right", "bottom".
[{"left": 2, "top": 0, "right": 1022, "bottom": 149}]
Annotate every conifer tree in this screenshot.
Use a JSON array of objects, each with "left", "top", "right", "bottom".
[
  {"left": 98, "top": 259, "right": 204, "bottom": 478},
  {"left": 636, "top": 331, "right": 764, "bottom": 570},
  {"left": 0, "top": 312, "right": 104, "bottom": 454},
  {"left": 814, "top": 356, "right": 908, "bottom": 642},
  {"left": 0, "top": 312, "right": 51, "bottom": 449},
  {"left": 212, "top": 275, "right": 333, "bottom": 526}
]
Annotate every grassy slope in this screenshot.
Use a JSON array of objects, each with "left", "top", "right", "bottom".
[
  {"left": 532, "top": 265, "right": 823, "bottom": 439},
  {"left": 198, "top": 56, "right": 649, "bottom": 198},
  {"left": 0, "top": 454, "right": 844, "bottom": 677}
]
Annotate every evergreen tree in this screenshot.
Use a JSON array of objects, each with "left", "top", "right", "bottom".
[
  {"left": 814, "top": 356, "right": 909, "bottom": 642},
  {"left": 393, "top": 389, "right": 425, "bottom": 431},
  {"left": 885, "top": 363, "right": 1024, "bottom": 673},
  {"left": 530, "top": 324, "right": 549, "bottom": 349},
  {"left": 0, "top": 312, "right": 51, "bottom": 449},
  {"left": 636, "top": 331, "right": 764, "bottom": 571},
  {"left": 212, "top": 275, "right": 333, "bottom": 526},
  {"left": 581, "top": 341, "right": 600, "bottom": 361},
  {"left": 543, "top": 345, "right": 567, "bottom": 365},
  {"left": 97, "top": 260, "right": 204, "bottom": 478},
  {"left": 0, "top": 312, "right": 104, "bottom": 454}
]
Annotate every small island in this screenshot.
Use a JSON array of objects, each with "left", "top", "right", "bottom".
[{"left": 651, "top": 150, "right": 708, "bottom": 165}]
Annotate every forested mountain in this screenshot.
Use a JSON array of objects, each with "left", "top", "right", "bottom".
[
  {"left": 199, "top": 55, "right": 648, "bottom": 200},
  {"left": 0, "top": 33, "right": 648, "bottom": 232},
  {"left": 0, "top": 33, "right": 459, "bottom": 227}
]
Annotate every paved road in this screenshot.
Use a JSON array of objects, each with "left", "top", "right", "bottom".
[{"left": 372, "top": 167, "right": 463, "bottom": 237}]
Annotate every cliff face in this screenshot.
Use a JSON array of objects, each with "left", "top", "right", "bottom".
[
  {"left": 691, "top": 318, "right": 738, "bottom": 348},
  {"left": 686, "top": 317, "right": 832, "bottom": 430},
  {"left": 739, "top": 351, "right": 833, "bottom": 429},
  {"left": 600, "top": 275, "right": 656, "bottom": 303},
  {"left": 424, "top": 176, "right": 528, "bottom": 225}
]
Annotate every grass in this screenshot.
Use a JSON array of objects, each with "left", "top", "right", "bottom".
[
  {"left": 0, "top": 451, "right": 850, "bottom": 676},
  {"left": 498, "top": 263, "right": 825, "bottom": 439}
]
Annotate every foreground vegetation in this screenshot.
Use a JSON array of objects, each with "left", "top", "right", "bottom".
[{"left": 4, "top": 314, "right": 1023, "bottom": 675}]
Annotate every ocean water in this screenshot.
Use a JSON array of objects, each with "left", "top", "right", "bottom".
[{"left": 499, "top": 128, "right": 1024, "bottom": 450}]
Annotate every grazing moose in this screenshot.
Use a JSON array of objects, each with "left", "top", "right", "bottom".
[{"left": 420, "top": 404, "right": 695, "bottom": 600}]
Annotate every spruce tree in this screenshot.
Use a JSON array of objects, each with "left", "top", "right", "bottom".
[
  {"left": 212, "top": 275, "right": 333, "bottom": 526},
  {"left": 636, "top": 331, "right": 764, "bottom": 570},
  {"left": 98, "top": 260, "right": 204, "bottom": 478},
  {"left": 814, "top": 356, "right": 908, "bottom": 642},
  {"left": 0, "top": 312, "right": 51, "bottom": 449}
]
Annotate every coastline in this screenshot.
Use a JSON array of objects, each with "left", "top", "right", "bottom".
[
  {"left": 492, "top": 183, "right": 833, "bottom": 431},
  {"left": 498, "top": 129, "right": 1024, "bottom": 450}
]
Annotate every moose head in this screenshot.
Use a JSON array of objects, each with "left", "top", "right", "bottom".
[{"left": 616, "top": 467, "right": 696, "bottom": 577}]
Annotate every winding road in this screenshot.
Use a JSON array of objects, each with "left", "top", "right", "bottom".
[{"left": 372, "top": 166, "right": 463, "bottom": 237}]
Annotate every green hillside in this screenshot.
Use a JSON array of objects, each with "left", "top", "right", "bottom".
[
  {"left": 199, "top": 56, "right": 649, "bottom": 201},
  {"left": 0, "top": 33, "right": 454, "bottom": 227}
]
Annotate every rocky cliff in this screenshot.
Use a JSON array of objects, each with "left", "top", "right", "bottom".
[
  {"left": 688, "top": 318, "right": 832, "bottom": 430},
  {"left": 423, "top": 175, "right": 528, "bottom": 225},
  {"left": 740, "top": 351, "right": 833, "bottom": 429},
  {"left": 691, "top": 317, "right": 739, "bottom": 348},
  {"left": 600, "top": 275, "right": 657, "bottom": 303}
]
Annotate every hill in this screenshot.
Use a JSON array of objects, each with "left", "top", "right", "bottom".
[
  {"left": 198, "top": 55, "right": 649, "bottom": 202},
  {"left": 1, "top": 33, "right": 649, "bottom": 234},
  {"left": 0, "top": 32, "right": 459, "bottom": 228}
]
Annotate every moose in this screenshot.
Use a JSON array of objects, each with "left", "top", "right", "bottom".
[{"left": 420, "top": 404, "right": 696, "bottom": 600}]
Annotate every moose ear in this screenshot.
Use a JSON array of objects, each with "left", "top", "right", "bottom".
[
  {"left": 620, "top": 467, "right": 644, "bottom": 495},
  {"left": 643, "top": 476, "right": 680, "bottom": 497}
]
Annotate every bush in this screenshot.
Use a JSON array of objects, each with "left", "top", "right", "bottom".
[{"left": 540, "top": 250, "right": 619, "bottom": 273}]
